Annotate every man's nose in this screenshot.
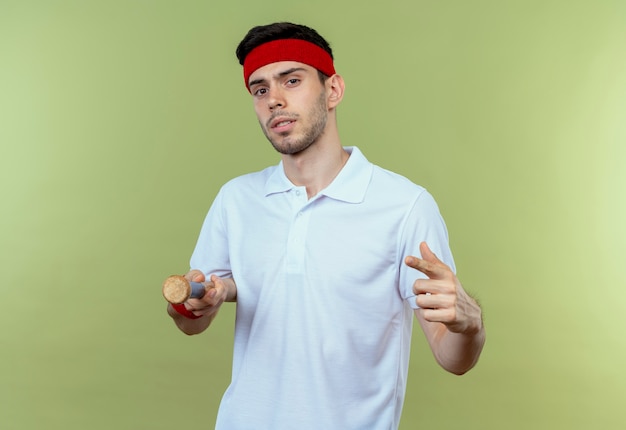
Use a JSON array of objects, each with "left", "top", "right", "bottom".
[{"left": 268, "top": 87, "right": 285, "bottom": 110}]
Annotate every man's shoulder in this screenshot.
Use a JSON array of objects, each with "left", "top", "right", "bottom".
[
  {"left": 350, "top": 146, "right": 427, "bottom": 198},
  {"left": 370, "top": 163, "right": 427, "bottom": 196},
  {"left": 221, "top": 164, "right": 277, "bottom": 191}
]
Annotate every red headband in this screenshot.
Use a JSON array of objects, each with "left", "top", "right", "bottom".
[{"left": 243, "top": 39, "right": 335, "bottom": 91}]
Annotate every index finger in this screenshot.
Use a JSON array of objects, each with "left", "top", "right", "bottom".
[
  {"left": 404, "top": 255, "right": 448, "bottom": 279},
  {"left": 185, "top": 269, "right": 205, "bottom": 283}
]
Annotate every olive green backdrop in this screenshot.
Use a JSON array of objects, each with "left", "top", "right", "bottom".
[{"left": 1, "top": 1, "right": 624, "bottom": 429}]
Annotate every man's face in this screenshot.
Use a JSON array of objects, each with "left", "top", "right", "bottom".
[{"left": 247, "top": 61, "right": 328, "bottom": 155}]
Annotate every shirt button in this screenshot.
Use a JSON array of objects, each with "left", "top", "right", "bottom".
[{"left": 295, "top": 190, "right": 301, "bottom": 196}]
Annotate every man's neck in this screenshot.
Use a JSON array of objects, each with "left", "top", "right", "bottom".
[{"left": 282, "top": 137, "right": 349, "bottom": 199}]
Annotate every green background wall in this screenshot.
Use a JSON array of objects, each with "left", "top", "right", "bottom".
[{"left": 1, "top": 1, "right": 624, "bottom": 428}]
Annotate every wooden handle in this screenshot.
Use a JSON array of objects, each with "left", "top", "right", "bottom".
[{"left": 162, "top": 275, "right": 206, "bottom": 304}]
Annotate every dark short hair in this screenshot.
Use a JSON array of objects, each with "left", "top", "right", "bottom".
[{"left": 236, "top": 22, "right": 334, "bottom": 70}]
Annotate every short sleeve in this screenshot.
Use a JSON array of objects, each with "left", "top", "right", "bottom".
[
  {"left": 398, "top": 189, "right": 456, "bottom": 309},
  {"left": 189, "top": 187, "right": 233, "bottom": 279}
]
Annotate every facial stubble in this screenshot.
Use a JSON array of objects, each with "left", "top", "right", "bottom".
[{"left": 261, "top": 91, "right": 328, "bottom": 155}]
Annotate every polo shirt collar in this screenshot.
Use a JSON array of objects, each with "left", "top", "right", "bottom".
[{"left": 264, "top": 146, "right": 373, "bottom": 204}]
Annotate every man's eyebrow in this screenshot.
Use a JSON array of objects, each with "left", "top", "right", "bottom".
[
  {"left": 248, "top": 67, "right": 308, "bottom": 88},
  {"left": 277, "top": 67, "right": 307, "bottom": 77},
  {"left": 248, "top": 77, "right": 267, "bottom": 88}
]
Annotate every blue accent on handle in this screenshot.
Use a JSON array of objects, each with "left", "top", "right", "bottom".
[{"left": 189, "top": 282, "right": 206, "bottom": 299}]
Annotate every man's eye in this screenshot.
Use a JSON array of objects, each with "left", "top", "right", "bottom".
[
  {"left": 254, "top": 88, "right": 268, "bottom": 96},
  {"left": 286, "top": 78, "right": 299, "bottom": 85}
]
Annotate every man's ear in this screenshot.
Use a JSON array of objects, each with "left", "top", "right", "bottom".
[{"left": 326, "top": 74, "right": 345, "bottom": 109}]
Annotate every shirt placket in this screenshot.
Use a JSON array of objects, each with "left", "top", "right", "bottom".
[{"left": 285, "top": 187, "right": 310, "bottom": 273}]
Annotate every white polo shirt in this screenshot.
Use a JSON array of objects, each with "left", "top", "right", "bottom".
[{"left": 190, "top": 146, "right": 455, "bottom": 430}]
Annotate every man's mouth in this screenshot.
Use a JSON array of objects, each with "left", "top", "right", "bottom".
[
  {"left": 274, "top": 120, "right": 293, "bottom": 128},
  {"left": 269, "top": 117, "right": 297, "bottom": 133}
]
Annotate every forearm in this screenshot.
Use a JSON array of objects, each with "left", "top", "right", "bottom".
[
  {"left": 427, "top": 320, "right": 485, "bottom": 375},
  {"left": 221, "top": 277, "right": 238, "bottom": 302}
]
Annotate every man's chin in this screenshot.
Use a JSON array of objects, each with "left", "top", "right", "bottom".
[{"left": 271, "top": 139, "right": 312, "bottom": 156}]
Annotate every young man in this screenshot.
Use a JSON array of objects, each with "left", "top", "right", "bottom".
[{"left": 166, "top": 22, "right": 485, "bottom": 429}]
